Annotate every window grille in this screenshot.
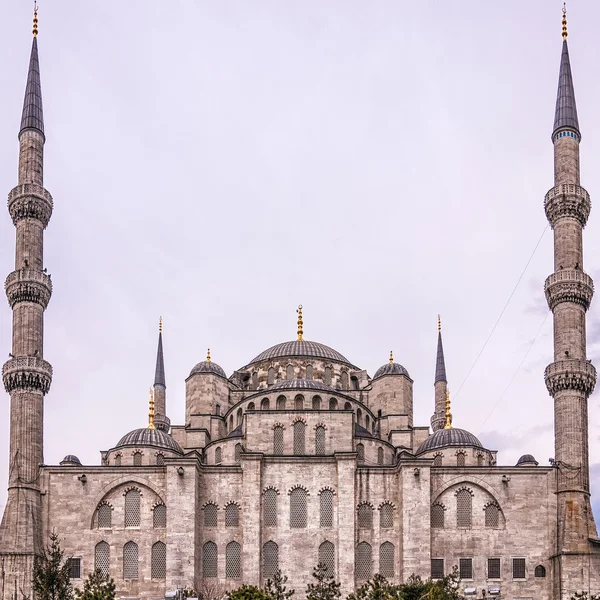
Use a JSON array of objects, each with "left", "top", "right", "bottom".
[
  {"left": 215, "top": 447, "right": 222, "bottom": 465},
  {"left": 315, "top": 426, "right": 326, "bottom": 455},
  {"left": 295, "top": 395, "right": 304, "bottom": 410},
  {"left": 261, "top": 398, "right": 270, "bottom": 410},
  {"left": 204, "top": 504, "right": 218, "bottom": 527},
  {"left": 98, "top": 504, "right": 112, "bottom": 528},
  {"left": 262, "top": 541, "right": 279, "bottom": 579},
  {"left": 459, "top": 558, "right": 473, "bottom": 580},
  {"left": 340, "top": 372, "right": 348, "bottom": 390},
  {"left": 273, "top": 426, "right": 284, "bottom": 454},
  {"left": 235, "top": 443, "right": 242, "bottom": 464},
  {"left": 268, "top": 367, "right": 275, "bottom": 385},
  {"left": 277, "top": 396, "right": 286, "bottom": 409},
  {"left": 124, "top": 489, "right": 140, "bottom": 527},
  {"left": 203, "top": 542, "right": 218, "bottom": 578},
  {"left": 151, "top": 542, "right": 166, "bottom": 579},
  {"left": 357, "top": 503, "right": 373, "bottom": 529},
  {"left": 534, "top": 565, "right": 546, "bottom": 578},
  {"left": 488, "top": 558, "right": 501, "bottom": 579},
  {"left": 357, "top": 409, "right": 362, "bottom": 425},
  {"left": 226, "top": 503, "right": 239, "bottom": 527},
  {"left": 355, "top": 542, "right": 372, "bottom": 580},
  {"left": 365, "top": 415, "right": 370, "bottom": 430},
  {"left": 293, "top": 421, "right": 306, "bottom": 454},
  {"left": 133, "top": 452, "right": 142, "bottom": 466},
  {"left": 379, "top": 542, "right": 394, "bottom": 578},
  {"left": 67, "top": 558, "right": 81, "bottom": 579},
  {"left": 312, "top": 396, "right": 321, "bottom": 409},
  {"left": 263, "top": 489, "right": 278, "bottom": 527},
  {"left": 485, "top": 504, "right": 499, "bottom": 528},
  {"left": 153, "top": 504, "right": 167, "bottom": 528},
  {"left": 377, "top": 448, "right": 384, "bottom": 465},
  {"left": 356, "top": 444, "right": 365, "bottom": 463},
  {"left": 477, "top": 454, "right": 484, "bottom": 466},
  {"left": 306, "top": 365, "right": 313, "bottom": 379},
  {"left": 286, "top": 365, "right": 294, "bottom": 379},
  {"left": 512, "top": 558, "right": 526, "bottom": 579},
  {"left": 431, "top": 559, "right": 444, "bottom": 579},
  {"left": 226, "top": 542, "right": 241, "bottom": 579},
  {"left": 324, "top": 367, "right": 332, "bottom": 386},
  {"left": 457, "top": 452, "right": 466, "bottom": 467},
  {"left": 319, "top": 541, "right": 335, "bottom": 576},
  {"left": 431, "top": 504, "right": 445, "bottom": 528},
  {"left": 320, "top": 490, "right": 333, "bottom": 528},
  {"left": 114, "top": 454, "right": 121, "bottom": 467},
  {"left": 344, "top": 402, "right": 351, "bottom": 410},
  {"left": 290, "top": 488, "right": 307, "bottom": 528},
  {"left": 456, "top": 489, "right": 472, "bottom": 528},
  {"left": 156, "top": 454, "right": 165, "bottom": 466},
  {"left": 433, "top": 454, "right": 442, "bottom": 467},
  {"left": 380, "top": 504, "right": 394, "bottom": 528},
  {"left": 123, "top": 542, "right": 139, "bottom": 579},
  {"left": 329, "top": 398, "right": 338, "bottom": 410},
  {"left": 95, "top": 542, "right": 110, "bottom": 576},
  {"left": 237, "top": 408, "right": 243, "bottom": 426}
]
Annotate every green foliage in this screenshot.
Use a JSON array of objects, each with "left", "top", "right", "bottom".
[
  {"left": 305, "top": 563, "right": 341, "bottom": 600},
  {"left": 31, "top": 531, "right": 74, "bottom": 600},
  {"left": 571, "top": 593, "right": 600, "bottom": 600},
  {"left": 74, "top": 569, "right": 115, "bottom": 600},
  {"left": 226, "top": 585, "right": 271, "bottom": 600},
  {"left": 264, "top": 569, "right": 295, "bottom": 600}
]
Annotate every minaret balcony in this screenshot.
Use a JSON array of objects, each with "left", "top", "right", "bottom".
[
  {"left": 2, "top": 356, "right": 52, "bottom": 395},
  {"left": 544, "top": 184, "right": 590, "bottom": 228},
  {"left": 545, "top": 269, "right": 594, "bottom": 311},
  {"left": 7, "top": 183, "right": 53, "bottom": 228},
  {"left": 544, "top": 359, "right": 596, "bottom": 396},
  {"left": 5, "top": 268, "right": 52, "bottom": 309}
]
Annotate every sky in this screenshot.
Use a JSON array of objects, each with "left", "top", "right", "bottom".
[{"left": 1, "top": 1, "right": 600, "bottom": 522}]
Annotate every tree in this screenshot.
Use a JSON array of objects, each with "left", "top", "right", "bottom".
[
  {"left": 74, "top": 569, "right": 115, "bottom": 600},
  {"left": 31, "top": 531, "right": 74, "bottom": 600},
  {"left": 305, "top": 563, "right": 341, "bottom": 600},
  {"left": 226, "top": 585, "right": 270, "bottom": 600},
  {"left": 571, "top": 593, "right": 600, "bottom": 600},
  {"left": 348, "top": 574, "right": 399, "bottom": 600},
  {"left": 265, "top": 569, "right": 295, "bottom": 600}
]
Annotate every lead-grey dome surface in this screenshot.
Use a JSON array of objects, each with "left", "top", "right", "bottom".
[
  {"left": 373, "top": 363, "right": 410, "bottom": 380},
  {"left": 268, "top": 378, "right": 338, "bottom": 393},
  {"left": 189, "top": 360, "right": 227, "bottom": 378},
  {"left": 247, "top": 340, "right": 356, "bottom": 367},
  {"left": 516, "top": 454, "right": 538, "bottom": 466},
  {"left": 60, "top": 455, "right": 81, "bottom": 466},
  {"left": 417, "top": 427, "right": 483, "bottom": 455},
  {"left": 116, "top": 428, "right": 183, "bottom": 454}
]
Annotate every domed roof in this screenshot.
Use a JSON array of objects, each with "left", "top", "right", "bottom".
[
  {"left": 247, "top": 340, "right": 356, "bottom": 367},
  {"left": 417, "top": 427, "right": 483, "bottom": 455},
  {"left": 268, "top": 378, "right": 337, "bottom": 393},
  {"left": 189, "top": 360, "right": 227, "bottom": 378},
  {"left": 516, "top": 454, "right": 538, "bottom": 466},
  {"left": 60, "top": 455, "right": 81, "bottom": 466},
  {"left": 373, "top": 362, "right": 410, "bottom": 380},
  {"left": 116, "top": 428, "right": 183, "bottom": 454}
]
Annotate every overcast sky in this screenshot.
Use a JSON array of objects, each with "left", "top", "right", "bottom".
[{"left": 1, "top": 1, "right": 600, "bottom": 521}]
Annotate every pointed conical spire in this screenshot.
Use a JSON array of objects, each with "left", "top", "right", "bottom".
[
  {"left": 435, "top": 315, "right": 447, "bottom": 384},
  {"left": 20, "top": 6, "right": 44, "bottom": 137},
  {"left": 154, "top": 317, "right": 166, "bottom": 387}
]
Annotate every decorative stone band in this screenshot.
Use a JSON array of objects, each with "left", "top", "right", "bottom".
[
  {"left": 545, "top": 359, "right": 596, "bottom": 396},
  {"left": 544, "top": 184, "right": 591, "bottom": 228},
  {"left": 5, "top": 268, "right": 52, "bottom": 309},
  {"left": 544, "top": 269, "right": 594, "bottom": 311},
  {"left": 8, "top": 183, "right": 53, "bottom": 228},
  {"left": 2, "top": 356, "right": 53, "bottom": 394},
  {"left": 154, "top": 414, "right": 171, "bottom": 432}
]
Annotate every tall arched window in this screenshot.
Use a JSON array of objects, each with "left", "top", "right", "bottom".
[
  {"left": 268, "top": 367, "right": 275, "bottom": 385},
  {"left": 234, "top": 443, "right": 242, "bottom": 464},
  {"left": 306, "top": 365, "right": 314, "bottom": 379},
  {"left": 156, "top": 453, "right": 165, "bottom": 466},
  {"left": 273, "top": 426, "right": 284, "bottom": 454},
  {"left": 203, "top": 542, "right": 217, "bottom": 578},
  {"left": 456, "top": 452, "right": 466, "bottom": 467},
  {"left": 229, "top": 415, "right": 234, "bottom": 430},
  {"left": 351, "top": 376, "right": 360, "bottom": 390},
  {"left": 263, "top": 489, "right": 278, "bottom": 527},
  {"left": 340, "top": 371, "right": 348, "bottom": 390},
  {"left": 123, "top": 541, "right": 138, "bottom": 579},
  {"left": 315, "top": 426, "right": 326, "bottom": 455},
  {"left": 248, "top": 402, "right": 255, "bottom": 411},
  {"left": 358, "top": 503, "right": 373, "bottom": 529},
  {"left": 215, "top": 447, "right": 222, "bottom": 465},
  {"left": 114, "top": 454, "right": 121, "bottom": 467},
  {"left": 124, "top": 489, "right": 140, "bottom": 527},
  {"left": 151, "top": 542, "right": 166, "bottom": 579},
  {"left": 433, "top": 454, "right": 443, "bottom": 467},
  {"left": 277, "top": 396, "right": 286, "bottom": 410},
  {"left": 319, "top": 541, "right": 335, "bottom": 576},
  {"left": 225, "top": 503, "right": 239, "bottom": 527},
  {"left": 312, "top": 396, "right": 321, "bottom": 409},
  {"left": 357, "top": 408, "right": 363, "bottom": 425},
  {"left": 365, "top": 415, "right": 370, "bottom": 430},
  {"left": 204, "top": 503, "right": 218, "bottom": 527},
  {"left": 95, "top": 541, "right": 110, "bottom": 576},
  {"left": 153, "top": 504, "right": 166, "bottom": 528},
  {"left": 355, "top": 542, "right": 372, "bottom": 580},
  {"left": 294, "top": 395, "right": 304, "bottom": 410},
  {"left": 431, "top": 504, "right": 445, "bottom": 528},
  {"left": 252, "top": 372, "right": 258, "bottom": 389},
  {"left": 236, "top": 408, "right": 243, "bottom": 426},
  {"left": 357, "top": 443, "right": 365, "bottom": 463},
  {"left": 485, "top": 504, "right": 500, "bottom": 528},
  {"left": 324, "top": 367, "right": 332, "bottom": 386},
  {"left": 133, "top": 452, "right": 142, "bottom": 466},
  {"left": 477, "top": 453, "right": 484, "bottom": 466},
  {"left": 293, "top": 421, "right": 306, "bottom": 454},
  {"left": 329, "top": 398, "right": 338, "bottom": 410},
  {"left": 97, "top": 504, "right": 112, "bottom": 528},
  {"left": 456, "top": 489, "right": 472, "bottom": 528},
  {"left": 262, "top": 541, "right": 279, "bottom": 579},
  {"left": 320, "top": 490, "right": 334, "bottom": 528},
  {"left": 379, "top": 542, "right": 395, "bottom": 578},
  {"left": 289, "top": 488, "right": 307, "bottom": 528},
  {"left": 226, "top": 542, "right": 241, "bottom": 579},
  {"left": 261, "top": 398, "right": 270, "bottom": 410},
  {"left": 377, "top": 448, "right": 384, "bottom": 465},
  {"left": 380, "top": 503, "right": 394, "bottom": 528},
  {"left": 286, "top": 365, "right": 294, "bottom": 379}
]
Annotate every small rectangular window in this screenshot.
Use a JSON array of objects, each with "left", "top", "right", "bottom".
[
  {"left": 488, "top": 558, "right": 501, "bottom": 579},
  {"left": 513, "top": 558, "right": 526, "bottom": 579},
  {"left": 460, "top": 558, "right": 473, "bottom": 580},
  {"left": 67, "top": 558, "right": 81, "bottom": 579},
  {"left": 216, "top": 404, "right": 221, "bottom": 415},
  {"left": 431, "top": 559, "right": 444, "bottom": 579}
]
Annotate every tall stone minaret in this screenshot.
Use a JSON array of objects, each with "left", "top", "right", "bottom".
[
  {"left": 544, "top": 9, "right": 599, "bottom": 598},
  {"left": 430, "top": 315, "right": 448, "bottom": 432},
  {"left": 153, "top": 318, "right": 170, "bottom": 432},
  {"left": 0, "top": 7, "right": 53, "bottom": 599}
]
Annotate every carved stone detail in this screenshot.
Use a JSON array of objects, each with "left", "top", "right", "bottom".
[
  {"left": 545, "top": 269, "right": 594, "bottom": 311},
  {"left": 545, "top": 359, "right": 596, "bottom": 396},
  {"left": 7, "top": 184, "right": 53, "bottom": 228},
  {"left": 5, "top": 269, "right": 52, "bottom": 309},
  {"left": 544, "top": 184, "right": 591, "bottom": 228},
  {"left": 2, "top": 356, "right": 53, "bottom": 394}
]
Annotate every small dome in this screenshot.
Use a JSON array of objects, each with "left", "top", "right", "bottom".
[
  {"left": 373, "top": 362, "right": 410, "bottom": 380},
  {"left": 60, "top": 455, "right": 81, "bottom": 466},
  {"left": 516, "top": 454, "right": 538, "bottom": 466},
  {"left": 115, "top": 428, "right": 183, "bottom": 454},
  {"left": 417, "top": 427, "right": 483, "bottom": 454},
  {"left": 246, "top": 340, "right": 356, "bottom": 368},
  {"left": 189, "top": 360, "right": 227, "bottom": 378}
]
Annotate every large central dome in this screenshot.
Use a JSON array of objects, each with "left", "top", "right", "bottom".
[{"left": 247, "top": 340, "right": 356, "bottom": 367}]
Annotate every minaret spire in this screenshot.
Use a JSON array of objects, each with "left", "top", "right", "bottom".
[
  {"left": 430, "top": 315, "right": 448, "bottom": 432},
  {"left": 152, "top": 318, "right": 170, "bottom": 432},
  {"left": 20, "top": 5, "right": 44, "bottom": 139}
]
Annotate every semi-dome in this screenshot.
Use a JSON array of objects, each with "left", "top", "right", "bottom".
[
  {"left": 189, "top": 360, "right": 227, "bottom": 379},
  {"left": 115, "top": 428, "right": 183, "bottom": 454},
  {"left": 59, "top": 455, "right": 81, "bottom": 466},
  {"left": 516, "top": 454, "right": 539, "bottom": 466},
  {"left": 417, "top": 427, "right": 483, "bottom": 455},
  {"left": 246, "top": 340, "right": 356, "bottom": 367},
  {"left": 373, "top": 362, "right": 410, "bottom": 380}
]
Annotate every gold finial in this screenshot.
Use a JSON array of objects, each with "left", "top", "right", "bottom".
[
  {"left": 562, "top": 4, "right": 568, "bottom": 40},
  {"left": 297, "top": 305, "right": 304, "bottom": 341},
  {"left": 159, "top": 317, "right": 163, "bottom": 333},
  {"left": 389, "top": 350, "right": 394, "bottom": 364},
  {"left": 148, "top": 388, "right": 156, "bottom": 430},
  {"left": 444, "top": 389, "right": 453, "bottom": 430},
  {"left": 32, "top": 2, "right": 38, "bottom": 37},
  {"left": 206, "top": 348, "right": 211, "bottom": 363},
  {"left": 437, "top": 314, "right": 441, "bottom": 333}
]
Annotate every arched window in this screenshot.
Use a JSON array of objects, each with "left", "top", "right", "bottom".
[
  {"left": 356, "top": 443, "right": 365, "bottom": 463},
  {"left": 534, "top": 565, "right": 546, "bottom": 578},
  {"left": 268, "top": 367, "right": 275, "bottom": 385},
  {"left": 215, "top": 447, "right": 222, "bottom": 465},
  {"left": 433, "top": 454, "right": 443, "bottom": 467},
  {"left": 203, "top": 542, "right": 217, "bottom": 578},
  {"left": 273, "top": 426, "right": 284, "bottom": 454},
  {"left": 294, "top": 395, "right": 304, "bottom": 410},
  {"left": 204, "top": 503, "right": 218, "bottom": 527},
  {"left": 216, "top": 404, "right": 221, "bottom": 415},
  {"left": 329, "top": 398, "right": 338, "bottom": 410},
  {"left": 151, "top": 542, "right": 166, "bottom": 579},
  {"left": 319, "top": 541, "right": 335, "bottom": 576},
  {"left": 377, "top": 448, "right": 384, "bottom": 465},
  {"left": 477, "top": 453, "right": 484, "bottom": 466},
  {"left": 226, "top": 541, "right": 241, "bottom": 579},
  {"left": 248, "top": 402, "right": 255, "bottom": 411},
  {"left": 324, "top": 367, "right": 332, "bottom": 386},
  {"left": 225, "top": 503, "right": 239, "bottom": 527},
  {"left": 95, "top": 541, "right": 110, "bottom": 576},
  {"left": 485, "top": 504, "right": 500, "bottom": 528},
  {"left": 379, "top": 542, "right": 395, "bottom": 578},
  {"left": 124, "top": 489, "right": 140, "bottom": 527},
  {"left": 263, "top": 489, "right": 278, "bottom": 527},
  {"left": 277, "top": 396, "right": 286, "bottom": 410},
  {"left": 290, "top": 488, "right": 307, "bottom": 528},
  {"left": 431, "top": 504, "right": 445, "bottom": 528},
  {"left": 97, "top": 504, "right": 112, "bottom": 528},
  {"left": 153, "top": 504, "right": 166, "bottom": 528},
  {"left": 286, "top": 364, "right": 294, "bottom": 379},
  {"left": 351, "top": 376, "right": 360, "bottom": 390},
  {"left": 306, "top": 365, "right": 313, "bottom": 379},
  {"left": 293, "top": 421, "right": 306, "bottom": 454},
  {"left": 340, "top": 371, "right": 348, "bottom": 390},
  {"left": 261, "top": 398, "right": 270, "bottom": 410},
  {"left": 235, "top": 443, "right": 242, "bottom": 464},
  {"left": 357, "top": 408, "right": 363, "bottom": 425},
  {"left": 312, "top": 396, "right": 321, "bottom": 409},
  {"left": 252, "top": 372, "right": 258, "bottom": 389},
  {"left": 114, "top": 454, "right": 121, "bottom": 467},
  {"left": 320, "top": 490, "right": 334, "bottom": 528},
  {"left": 315, "top": 426, "right": 326, "bottom": 455},
  {"left": 229, "top": 415, "right": 234, "bottom": 430},
  {"left": 358, "top": 503, "right": 373, "bottom": 529},
  {"left": 262, "top": 541, "right": 279, "bottom": 579},
  {"left": 237, "top": 408, "right": 243, "bottom": 426},
  {"left": 456, "top": 489, "right": 472, "bottom": 528},
  {"left": 355, "top": 542, "right": 372, "bottom": 580},
  {"left": 123, "top": 541, "right": 138, "bottom": 579},
  {"left": 133, "top": 452, "right": 142, "bottom": 466},
  {"left": 380, "top": 503, "right": 394, "bottom": 528},
  {"left": 156, "top": 454, "right": 165, "bottom": 466},
  {"left": 456, "top": 452, "right": 466, "bottom": 467},
  {"left": 365, "top": 415, "right": 370, "bottom": 430}
]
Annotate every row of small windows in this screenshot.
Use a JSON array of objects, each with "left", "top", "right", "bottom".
[
  {"left": 355, "top": 542, "right": 396, "bottom": 580},
  {"left": 202, "top": 541, "right": 242, "bottom": 579},
  {"left": 431, "top": 492, "right": 501, "bottom": 529},
  {"left": 555, "top": 130, "right": 578, "bottom": 141},
  {"left": 202, "top": 503, "right": 240, "bottom": 527},
  {"left": 113, "top": 452, "right": 166, "bottom": 467},
  {"left": 214, "top": 444, "right": 243, "bottom": 465},
  {"left": 432, "top": 452, "right": 486, "bottom": 467},
  {"left": 431, "top": 558, "right": 546, "bottom": 580},
  {"left": 261, "top": 366, "right": 357, "bottom": 390},
  {"left": 93, "top": 540, "right": 166, "bottom": 579},
  {"left": 97, "top": 491, "right": 166, "bottom": 529}
]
